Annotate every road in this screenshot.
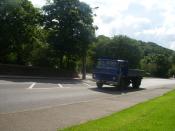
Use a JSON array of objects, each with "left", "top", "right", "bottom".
[{"left": 0, "top": 78, "right": 175, "bottom": 131}]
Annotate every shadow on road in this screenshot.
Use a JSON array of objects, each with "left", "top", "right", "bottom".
[
  {"left": 90, "top": 86, "right": 145, "bottom": 95},
  {"left": 0, "top": 78, "right": 83, "bottom": 84}
]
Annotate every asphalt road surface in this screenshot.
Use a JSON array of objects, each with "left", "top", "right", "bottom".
[
  {"left": 0, "top": 77, "right": 175, "bottom": 131},
  {"left": 0, "top": 78, "right": 174, "bottom": 113}
]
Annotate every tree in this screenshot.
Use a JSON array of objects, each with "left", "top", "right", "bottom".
[
  {"left": 168, "top": 65, "right": 175, "bottom": 77},
  {"left": 140, "top": 54, "right": 171, "bottom": 77},
  {"left": 168, "top": 54, "right": 175, "bottom": 77},
  {"left": 93, "top": 35, "right": 142, "bottom": 68},
  {"left": 43, "top": 0, "right": 95, "bottom": 79},
  {"left": 0, "top": 0, "right": 42, "bottom": 65}
]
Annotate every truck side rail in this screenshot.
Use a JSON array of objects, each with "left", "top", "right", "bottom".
[{"left": 128, "top": 69, "right": 145, "bottom": 77}]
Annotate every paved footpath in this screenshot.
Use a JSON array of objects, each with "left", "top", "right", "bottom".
[{"left": 0, "top": 82, "right": 175, "bottom": 131}]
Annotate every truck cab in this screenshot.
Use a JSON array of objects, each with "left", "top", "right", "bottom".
[{"left": 93, "top": 58, "right": 143, "bottom": 89}]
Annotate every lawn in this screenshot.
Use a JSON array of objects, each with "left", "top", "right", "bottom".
[{"left": 60, "top": 89, "right": 175, "bottom": 131}]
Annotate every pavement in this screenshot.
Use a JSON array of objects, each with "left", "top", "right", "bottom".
[{"left": 0, "top": 76, "right": 175, "bottom": 131}]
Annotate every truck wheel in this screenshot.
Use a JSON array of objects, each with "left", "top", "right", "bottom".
[
  {"left": 132, "top": 78, "right": 141, "bottom": 89},
  {"left": 96, "top": 82, "right": 103, "bottom": 88}
]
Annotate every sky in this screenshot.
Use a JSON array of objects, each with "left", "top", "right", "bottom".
[{"left": 29, "top": 0, "right": 175, "bottom": 51}]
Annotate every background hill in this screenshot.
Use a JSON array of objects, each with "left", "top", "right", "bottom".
[{"left": 87, "top": 35, "right": 175, "bottom": 78}]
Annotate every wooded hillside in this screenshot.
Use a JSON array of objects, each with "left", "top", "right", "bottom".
[{"left": 87, "top": 35, "right": 175, "bottom": 78}]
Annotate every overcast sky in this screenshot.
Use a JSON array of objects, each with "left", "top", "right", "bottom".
[{"left": 30, "top": 0, "right": 175, "bottom": 50}]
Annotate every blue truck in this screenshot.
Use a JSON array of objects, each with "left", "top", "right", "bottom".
[{"left": 92, "top": 58, "right": 144, "bottom": 89}]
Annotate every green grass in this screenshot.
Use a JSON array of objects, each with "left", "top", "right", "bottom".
[{"left": 60, "top": 89, "right": 175, "bottom": 131}]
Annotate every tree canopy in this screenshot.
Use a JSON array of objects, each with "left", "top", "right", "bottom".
[
  {"left": 0, "top": 0, "right": 42, "bottom": 65},
  {"left": 0, "top": 0, "right": 175, "bottom": 78},
  {"left": 92, "top": 35, "right": 142, "bottom": 68},
  {"left": 88, "top": 35, "right": 175, "bottom": 77},
  {"left": 43, "top": 0, "right": 95, "bottom": 78}
]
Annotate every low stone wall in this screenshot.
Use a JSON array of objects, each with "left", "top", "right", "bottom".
[{"left": 0, "top": 64, "right": 78, "bottom": 77}]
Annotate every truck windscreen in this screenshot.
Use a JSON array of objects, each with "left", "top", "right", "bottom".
[{"left": 96, "top": 60, "right": 118, "bottom": 69}]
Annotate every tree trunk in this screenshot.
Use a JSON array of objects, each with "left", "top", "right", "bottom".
[{"left": 82, "top": 54, "right": 86, "bottom": 79}]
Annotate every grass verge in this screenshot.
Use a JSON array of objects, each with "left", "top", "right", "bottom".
[{"left": 60, "top": 89, "right": 175, "bottom": 131}]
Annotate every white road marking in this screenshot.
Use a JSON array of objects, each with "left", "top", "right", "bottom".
[
  {"left": 28, "top": 83, "right": 36, "bottom": 89},
  {"left": 58, "top": 84, "right": 63, "bottom": 88},
  {"left": 32, "top": 87, "right": 56, "bottom": 90},
  {"left": 32, "top": 87, "right": 70, "bottom": 89},
  {"left": 83, "top": 82, "right": 94, "bottom": 87}
]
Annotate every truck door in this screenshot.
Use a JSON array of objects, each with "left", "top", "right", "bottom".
[{"left": 119, "top": 61, "right": 128, "bottom": 77}]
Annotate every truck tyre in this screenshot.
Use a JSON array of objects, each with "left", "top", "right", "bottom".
[
  {"left": 132, "top": 78, "right": 141, "bottom": 89},
  {"left": 97, "top": 82, "right": 103, "bottom": 88}
]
